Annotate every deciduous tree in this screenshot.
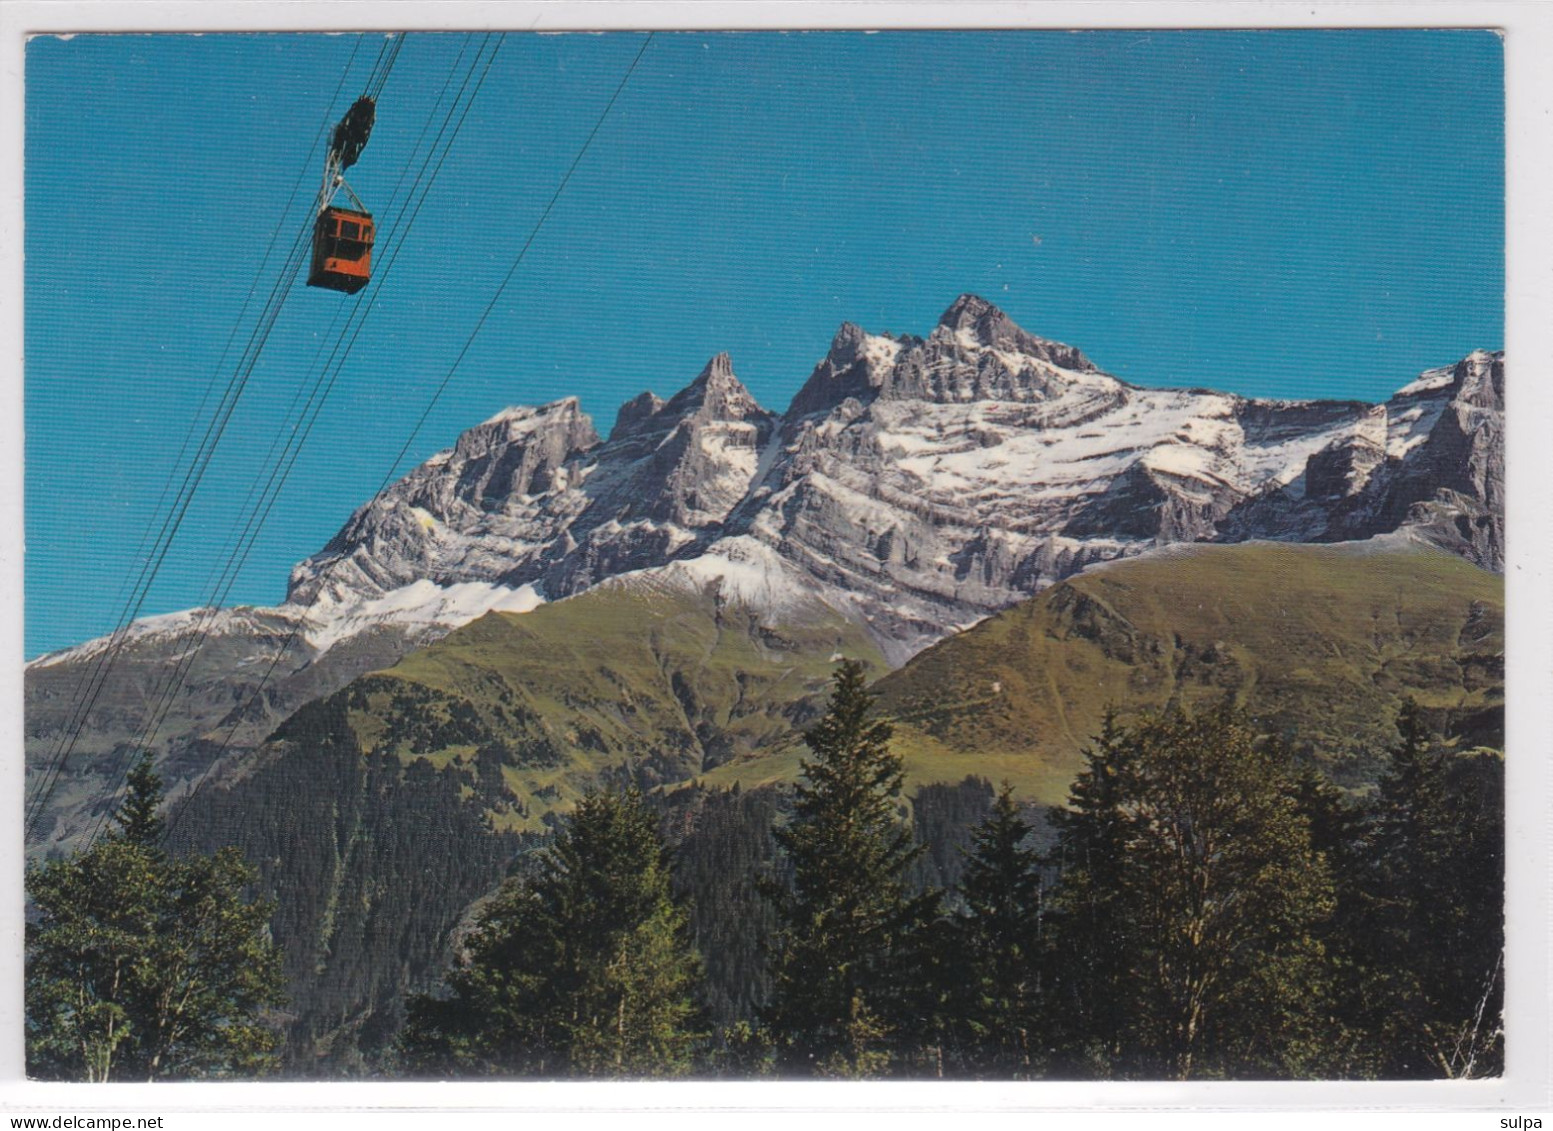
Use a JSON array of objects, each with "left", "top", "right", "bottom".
[
  {"left": 1046, "top": 705, "right": 1336, "bottom": 1079},
  {"left": 26, "top": 755, "right": 285, "bottom": 1081}
]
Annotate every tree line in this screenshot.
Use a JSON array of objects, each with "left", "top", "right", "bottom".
[
  {"left": 26, "top": 662, "right": 1503, "bottom": 1080},
  {"left": 395, "top": 662, "right": 1504, "bottom": 1080}
]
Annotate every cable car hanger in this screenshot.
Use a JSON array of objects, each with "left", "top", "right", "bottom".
[{"left": 308, "top": 95, "right": 377, "bottom": 294}]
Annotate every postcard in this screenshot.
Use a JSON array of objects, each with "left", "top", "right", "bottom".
[{"left": 7, "top": 4, "right": 1548, "bottom": 1123}]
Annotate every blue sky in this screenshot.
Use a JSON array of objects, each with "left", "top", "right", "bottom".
[{"left": 24, "top": 30, "right": 1504, "bottom": 657}]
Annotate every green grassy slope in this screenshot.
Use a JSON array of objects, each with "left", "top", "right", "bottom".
[
  {"left": 698, "top": 542, "right": 1503, "bottom": 805},
  {"left": 335, "top": 581, "right": 886, "bottom": 832},
  {"left": 176, "top": 579, "right": 884, "bottom": 1067}
]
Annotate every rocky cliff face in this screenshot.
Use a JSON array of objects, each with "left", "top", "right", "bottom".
[
  {"left": 286, "top": 353, "right": 778, "bottom": 608},
  {"left": 1220, "top": 349, "right": 1504, "bottom": 569},
  {"left": 286, "top": 397, "right": 601, "bottom": 607},
  {"left": 279, "top": 294, "right": 1504, "bottom": 661}
]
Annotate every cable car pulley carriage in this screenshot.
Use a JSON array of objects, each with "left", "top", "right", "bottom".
[{"left": 308, "top": 96, "right": 377, "bottom": 293}]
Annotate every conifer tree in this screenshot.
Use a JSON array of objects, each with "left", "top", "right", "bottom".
[
  {"left": 117, "top": 752, "right": 166, "bottom": 847},
  {"left": 400, "top": 788, "right": 703, "bottom": 1077},
  {"left": 949, "top": 782, "right": 1044, "bottom": 1077},
  {"left": 761, "top": 659, "right": 934, "bottom": 1077},
  {"left": 1365, "top": 703, "right": 1504, "bottom": 1077},
  {"left": 1043, "top": 711, "right": 1136, "bottom": 1074},
  {"left": 25, "top": 757, "right": 284, "bottom": 1080}
]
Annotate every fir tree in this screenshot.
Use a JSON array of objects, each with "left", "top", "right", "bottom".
[
  {"left": 400, "top": 788, "right": 703, "bottom": 1077},
  {"left": 949, "top": 782, "right": 1045, "bottom": 1077},
  {"left": 1043, "top": 711, "right": 1136, "bottom": 1075},
  {"left": 1364, "top": 703, "right": 1504, "bottom": 1077},
  {"left": 117, "top": 752, "right": 166, "bottom": 847},
  {"left": 761, "top": 659, "right": 935, "bottom": 1077},
  {"left": 25, "top": 760, "right": 284, "bottom": 1080}
]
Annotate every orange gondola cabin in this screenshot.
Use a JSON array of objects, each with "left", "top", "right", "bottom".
[
  {"left": 308, "top": 206, "right": 375, "bottom": 293},
  {"left": 307, "top": 95, "right": 378, "bottom": 294}
]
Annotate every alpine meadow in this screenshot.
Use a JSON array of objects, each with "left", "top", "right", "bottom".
[{"left": 22, "top": 29, "right": 1506, "bottom": 1083}]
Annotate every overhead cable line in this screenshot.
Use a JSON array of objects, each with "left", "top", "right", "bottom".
[
  {"left": 98, "top": 33, "right": 467, "bottom": 816},
  {"left": 26, "top": 33, "right": 371, "bottom": 812},
  {"left": 77, "top": 34, "right": 474, "bottom": 852},
  {"left": 25, "top": 36, "right": 377, "bottom": 844},
  {"left": 29, "top": 211, "right": 319, "bottom": 843},
  {"left": 162, "top": 32, "right": 513, "bottom": 846},
  {"left": 80, "top": 30, "right": 497, "bottom": 849},
  {"left": 86, "top": 34, "right": 496, "bottom": 850},
  {"left": 164, "top": 31, "right": 655, "bottom": 848}
]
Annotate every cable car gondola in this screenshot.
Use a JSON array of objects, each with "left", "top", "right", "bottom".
[
  {"left": 308, "top": 96, "right": 377, "bottom": 294},
  {"left": 308, "top": 206, "right": 375, "bottom": 293}
]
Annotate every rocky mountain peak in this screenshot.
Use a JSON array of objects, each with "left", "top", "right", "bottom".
[
  {"left": 937, "top": 292, "right": 1000, "bottom": 329},
  {"left": 701, "top": 350, "right": 735, "bottom": 381},
  {"left": 607, "top": 355, "right": 772, "bottom": 455},
  {"left": 1454, "top": 349, "right": 1505, "bottom": 411},
  {"left": 1388, "top": 348, "right": 1504, "bottom": 415},
  {"left": 264, "top": 303, "right": 1508, "bottom": 662},
  {"left": 785, "top": 323, "right": 898, "bottom": 421},
  {"left": 827, "top": 321, "right": 870, "bottom": 362},
  {"left": 468, "top": 396, "right": 582, "bottom": 439},
  {"left": 609, "top": 391, "right": 666, "bottom": 441},
  {"left": 666, "top": 352, "right": 769, "bottom": 423},
  {"left": 456, "top": 396, "right": 598, "bottom": 460}
]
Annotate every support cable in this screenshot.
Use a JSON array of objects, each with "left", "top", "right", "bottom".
[
  {"left": 86, "top": 34, "right": 489, "bottom": 851},
  {"left": 163, "top": 32, "right": 655, "bottom": 848},
  {"left": 58, "top": 33, "right": 414, "bottom": 846},
  {"left": 25, "top": 37, "right": 370, "bottom": 843},
  {"left": 102, "top": 33, "right": 468, "bottom": 814},
  {"left": 69, "top": 30, "right": 498, "bottom": 850}
]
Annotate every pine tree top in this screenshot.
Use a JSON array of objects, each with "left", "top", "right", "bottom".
[{"left": 115, "top": 752, "right": 166, "bottom": 848}]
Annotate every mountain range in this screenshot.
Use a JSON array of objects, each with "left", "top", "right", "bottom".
[
  {"left": 26, "top": 293, "right": 1503, "bottom": 853},
  {"left": 282, "top": 292, "right": 1503, "bottom": 660}
]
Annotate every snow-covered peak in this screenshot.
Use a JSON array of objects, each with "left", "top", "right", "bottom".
[
  {"left": 434, "top": 397, "right": 598, "bottom": 484},
  {"left": 477, "top": 395, "right": 586, "bottom": 431},
  {"left": 1450, "top": 348, "right": 1504, "bottom": 411},
  {"left": 786, "top": 323, "right": 899, "bottom": 420},
  {"left": 452, "top": 396, "right": 600, "bottom": 466},
  {"left": 204, "top": 303, "right": 1514, "bottom": 675},
  {"left": 26, "top": 605, "right": 315, "bottom": 671},
  {"left": 611, "top": 355, "right": 772, "bottom": 447},
  {"left": 1390, "top": 349, "right": 1502, "bottom": 404},
  {"left": 1392, "top": 363, "right": 1461, "bottom": 400}
]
